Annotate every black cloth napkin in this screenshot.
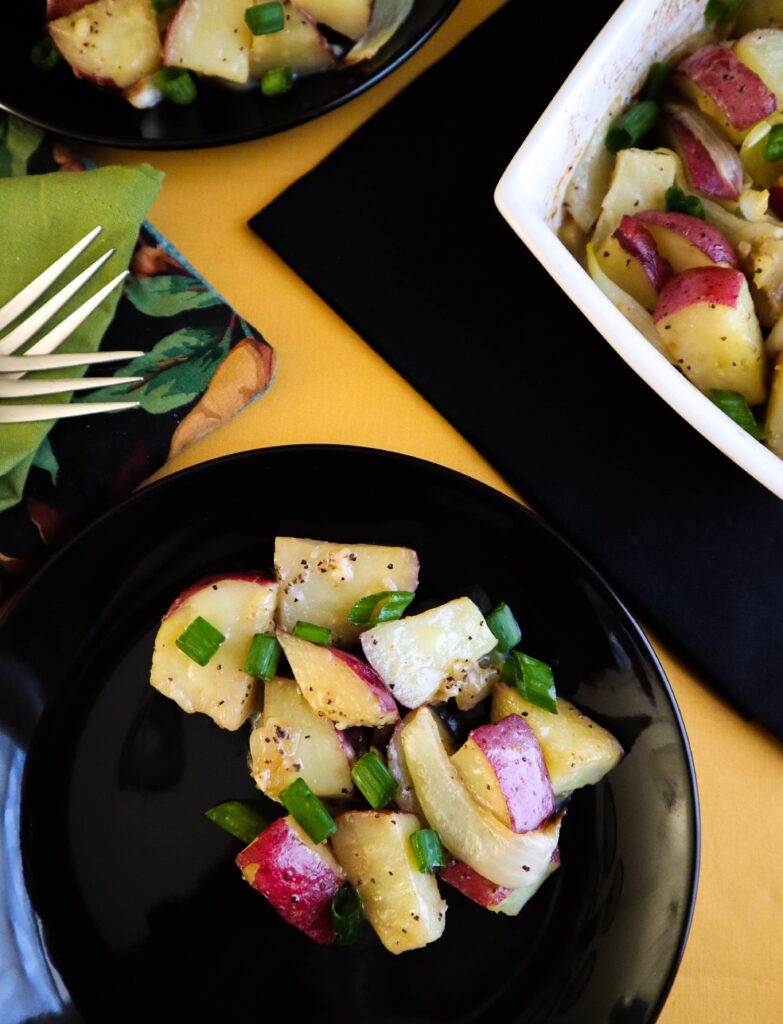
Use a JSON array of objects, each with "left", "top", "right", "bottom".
[{"left": 251, "top": 0, "right": 783, "bottom": 740}]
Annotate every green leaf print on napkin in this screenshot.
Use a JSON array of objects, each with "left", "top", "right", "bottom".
[
  {"left": 125, "top": 274, "right": 223, "bottom": 316},
  {"left": 79, "top": 324, "right": 231, "bottom": 414},
  {"left": 0, "top": 118, "right": 45, "bottom": 177}
]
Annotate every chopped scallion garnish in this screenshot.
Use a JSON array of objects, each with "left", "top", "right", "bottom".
[
  {"left": 347, "top": 590, "right": 415, "bottom": 626},
  {"left": 176, "top": 615, "right": 225, "bottom": 666},
  {"left": 486, "top": 602, "right": 522, "bottom": 653},
  {"left": 705, "top": 0, "right": 744, "bottom": 25},
  {"left": 605, "top": 100, "right": 659, "bottom": 154},
  {"left": 279, "top": 777, "right": 336, "bottom": 844},
  {"left": 351, "top": 751, "right": 397, "bottom": 809},
  {"left": 642, "top": 62, "right": 672, "bottom": 102},
  {"left": 155, "top": 67, "right": 197, "bottom": 105},
  {"left": 30, "top": 38, "right": 60, "bottom": 72},
  {"left": 409, "top": 829, "right": 446, "bottom": 873},
  {"left": 765, "top": 124, "right": 783, "bottom": 163},
  {"left": 512, "top": 651, "right": 558, "bottom": 714},
  {"left": 292, "top": 620, "right": 332, "bottom": 645},
  {"left": 244, "top": 633, "right": 281, "bottom": 679},
  {"left": 331, "top": 887, "right": 363, "bottom": 945},
  {"left": 204, "top": 801, "right": 267, "bottom": 844},
  {"left": 709, "top": 389, "right": 763, "bottom": 440},
  {"left": 261, "top": 65, "right": 294, "bottom": 96},
  {"left": 245, "top": 1, "right": 285, "bottom": 34},
  {"left": 665, "top": 186, "right": 705, "bottom": 220}
]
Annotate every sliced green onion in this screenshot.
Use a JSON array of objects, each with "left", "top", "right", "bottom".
[
  {"left": 665, "top": 186, "right": 705, "bottom": 220},
  {"left": 30, "top": 38, "right": 60, "bottom": 72},
  {"left": 765, "top": 124, "right": 783, "bottom": 163},
  {"left": 331, "top": 887, "right": 363, "bottom": 945},
  {"left": 261, "top": 65, "right": 294, "bottom": 97},
  {"left": 244, "top": 633, "right": 281, "bottom": 679},
  {"left": 486, "top": 602, "right": 522, "bottom": 653},
  {"left": 494, "top": 650, "right": 517, "bottom": 685},
  {"left": 605, "top": 100, "right": 659, "bottom": 155},
  {"left": 204, "top": 800, "right": 267, "bottom": 844},
  {"left": 709, "top": 389, "right": 763, "bottom": 440},
  {"left": 512, "top": 651, "right": 558, "bottom": 715},
  {"left": 347, "top": 590, "right": 415, "bottom": 626},
  {"left": 245, "top": 1, "right": 285, "bottom": 34},
  {"left": 176, "top": 615, "right": 225, "bottom": 666},
  {"left": 292, "top": 620, "right": 332, "bottom": 645},
  {"left": 351, "top": 751, "right": 397, "bottom": 809},
  {"left": 279, "top": 777, "right": 336, "bottom": 844},
  {"left": 155, "top": 67, "right": 197, "bottom": 105},
  {"left": 409, "top": 829, "right": 446, "bottom": 873},
  {"left": 151, "top": 0, "right": 179, "bottom": 12},
  {"left": 705, "top": 0, "right": 744, "bottom": 24},
  {"left": 643, "top": 62, "right": 672, "bottom": 102}
]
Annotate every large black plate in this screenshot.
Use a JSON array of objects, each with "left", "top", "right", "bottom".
[
  {"left": 1, "top": 1, "right": 458, "bottom": 149},
  {"left": 0, "top": 446, "right": 699, "bottom": 1023}
]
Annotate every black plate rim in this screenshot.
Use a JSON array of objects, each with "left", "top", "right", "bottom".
[
  {"left": 0, "top": 1, "right": 460, "bottom": 150},
  {"left": 1, "top": 443, "right": 701, "bottom": 1021}
]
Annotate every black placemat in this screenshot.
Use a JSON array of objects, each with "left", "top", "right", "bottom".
[{"left": 251, "top": 0, "right": 783, "bottom": 740}]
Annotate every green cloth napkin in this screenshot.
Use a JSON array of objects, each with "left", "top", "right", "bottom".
[{"left": 0, "top": 164, "right": 162, "bottom": 512}]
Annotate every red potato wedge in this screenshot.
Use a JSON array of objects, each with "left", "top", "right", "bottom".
[
  {"left": 274, "top": 536, "right": 418, "bottom": 647},
  {"left": 490, "top": 684, "right": 623, "bottom": 798},
  {"left": 249, "top": 677, "right": 355, "bottom": 800},
  {"left": 654, "top": 267, "right": 767, "bottom": 405},
  {"left": 48, "top": 0, "right": 161, "bottom": 90},
  {"left": 360, "top": 597, "right": 496, "bottom": 709},
  {"left": 635, "top": 211, "right": 737, "bottom": 272},
  {"left": 596, "top": 217, "right": 671, "bottom": 311},
  {"left": 150, "top": 575, "right": 277, "bottom": 731},
  {"left": 331, "top": 810, "right": 447, "bottom": 953},
  {"left": 249, "top": 4, "right": 335, "bottom": 78},
  {"left": 440, "top": 850, "right": 560, "bottom": 916},
  {"left": 663, "top": 103, "right": 743, "bottom": 201},
  {"left": 236, "top": 816, "right": 347, "bottom": 944},
  {"left": 165, "top": 0, "right": 253, "bottom": 84},
  {"left": 735, "top": 29, "right": 783, "bottom": 100},
  {"left": 451, "top": 716, "right": 555, "bottom": 834},
  {"left": 277, "top": 630, "right": 399, "bottom": 728},
  {"left": 592, "top": 148, "right": 678, "bottom": 248},
  {"left": 295, "top": 0, "right": 372, "bottom": 41},
  {"left": 675, "top": 45, "right": 777, "bottom": 143},
  {"left": 400, "top": 708, "right": 561, "bottom": 889}
]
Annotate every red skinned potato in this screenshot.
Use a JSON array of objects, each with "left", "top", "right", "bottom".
[
  {"left": 150, "top": 574, "right": 277, "bottom": 731},
  {"left": 236, "top": 816, "right": 347, "bottom": 944},
  {"left": 46, "top": 0, "right": 92, "bottom": 17},
  {"left": 451, "top": 716, "right": 555, "bottom": 834},
  {"left": 277, "top": 630, "right": 399, "bottom": 729},
  {"left": 663, "top": 103, "right": 743, "bottom": 201},
  {"left": 597, "top": 217, "right": 671, "bottom": 311},
  {"left": 635, "top": 211, "right": 737, "bottom": 272},
  {"left": 654, "top": 267, "right": 767, "bottom": 405},
  {"left": 165, "top": 0, "right": 253, "bottom": 84},
  {"left": 440, "top": 850, "right": 560, "bottom": 917},
  {"left": 249, "top": 4, "right": 335, "bottom": 78},
  {"left": 675, "top": 44, "right": 777, "bottom": 144}
]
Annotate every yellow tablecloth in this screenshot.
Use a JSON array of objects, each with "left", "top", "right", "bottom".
[{"left": 95, "top": 2, "right": 783, "bottom": 1018}]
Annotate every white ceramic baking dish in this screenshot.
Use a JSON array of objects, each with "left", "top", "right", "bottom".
[{"left": 494, "top": 0, "right": 783, "bottom": 501}]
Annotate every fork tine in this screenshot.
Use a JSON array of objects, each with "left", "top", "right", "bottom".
[
  {"left": 2, "top": 270, "right": 130, "bottom": 380},
  {"left": 0, "top": 350, "right": 143, "bottom": 373},
  {"left": 0, "top": 377, "right": 141, "bottom": 398},
  {"left": 0, "top": 226, "right": 103, "bottom": 333},
  {"left": 0, "top": 248, "right": 115, "bottom": 356},
  {"left": 0, "top": 401, "right": 139, "bottom": 424}
]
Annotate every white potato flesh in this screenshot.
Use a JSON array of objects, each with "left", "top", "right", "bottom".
[
  {"left": 495, "top": 856, "right": 560, "bottom": 916},
  {"left": 331, "top": 810, "right": 446, "bottom": 954},
  {"left": 274, "top": 536, "right": 419, "bottom": 647},
  {"left": 764, "top": 353, "right": 783, "bottom": 457},
  {"left": 249, "top": 5, "right": 335, "bottom": 78},
  {"left": 361, "top": 597, "right": 496, "bottom": 709},
  {"left": 150, "top": 577, "right": 277, "bottom": 731},
  {"left": 295, "top": 0, "right": 372, "bottom": 41},
  {"left": 735, "top": 29, "right": 783, "bottom": 100},
  {"left": 249, "top": 677, "right": 355, "bottom": 800},
  {"left": 491, "top": 684, "right": 623, "bottom": 797},
  {"left": 592, "top": 148, "right": 678, "bottom": 248},
  {"left": 387, "top": 713, "right": 455, "bottom": 816},
  {"left": 49, "top": 0, "right": 161, "bottom": 90},
  {"left": 164, "top": 0, "right": 253, "bottom": 84},
  {"left": 401, "top": 708, "right": 561, "bottom": 889}
]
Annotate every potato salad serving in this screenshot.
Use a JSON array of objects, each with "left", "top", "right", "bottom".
[
  {"left": 35, "top": 0, "right": 414, "bottom": 109},
  {"left": 562, "top": 0, "right": 783, "bottom": 458},
  {"left": 149, "top": 536, "right": 623, "bottom": 953}
]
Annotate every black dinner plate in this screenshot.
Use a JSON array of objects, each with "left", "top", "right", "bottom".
[
  {"left": 0, "top": 446, "right": 699, "bottom": 1023},
  {"left": 1, "top": 1, "right": 458, "bottom": 149}
]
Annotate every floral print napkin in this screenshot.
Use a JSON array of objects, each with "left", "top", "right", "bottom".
[{"left": 0, "top": 116, "right": 276, "bottom": 597}]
